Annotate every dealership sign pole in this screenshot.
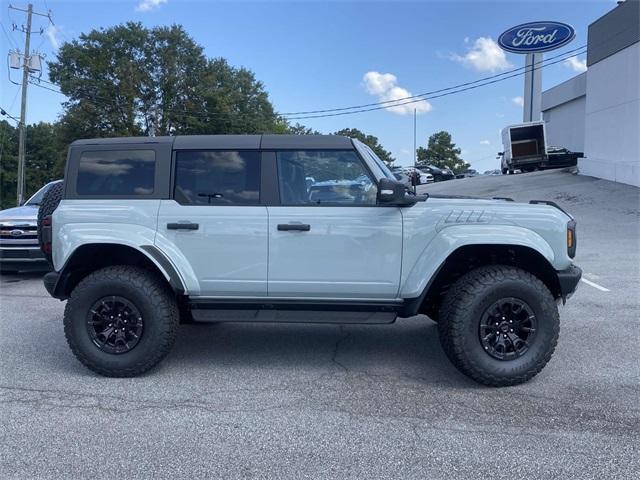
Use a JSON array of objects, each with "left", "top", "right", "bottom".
[{"left": 498, "top": 21, "right": 576, "bottom": 123}]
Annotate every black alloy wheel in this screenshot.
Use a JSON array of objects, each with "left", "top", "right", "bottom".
[
  {"left": 87, "top": 296, "right": 143, "bottom": 354},
  {"left": 479, "top": 297, "right": 537, "bottom": 360}
]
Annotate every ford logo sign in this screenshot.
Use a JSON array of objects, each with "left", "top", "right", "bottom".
[
  {"left": 498, "top": 21, "right": 575, "bottom": 53},
  {"left": 10, "top": 229, "right": 24, "bottom": 237}
]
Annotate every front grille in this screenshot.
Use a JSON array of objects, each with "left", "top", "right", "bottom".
[{"left": 0, "top": 225, "right": 37, "bottom": 240}]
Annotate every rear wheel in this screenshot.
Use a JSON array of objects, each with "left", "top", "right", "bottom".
[
  {"left": 64, "top": 265, "right": 179, "bottom": 377},
  {"left": 438, "top": 265, "right": 559, "bottom": 386}
]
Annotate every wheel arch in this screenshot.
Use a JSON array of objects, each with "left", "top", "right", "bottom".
[
  {"left": 405, "top": 244, "right": 561, "bottom": 321},
  {"left": 51, "top": 243, "right": 185, "bottom": 300}
]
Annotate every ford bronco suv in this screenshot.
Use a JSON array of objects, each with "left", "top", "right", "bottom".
[{"left": 39, "top": 135, "right": 581, "bottom": 386}]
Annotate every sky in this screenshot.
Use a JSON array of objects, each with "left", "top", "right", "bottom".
[{"left": 0, "top": 0, "right": 616, "bottom": 172}]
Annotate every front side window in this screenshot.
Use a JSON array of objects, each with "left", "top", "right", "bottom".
[
  {"left": 174, "top": 150, "right": 261, "bottom": 205},
  {"left": 276, "top": 150, "right": 377, "bottom": 206},
  {"left": 77, "top": 150, "right": 156, "bottom": 196}
]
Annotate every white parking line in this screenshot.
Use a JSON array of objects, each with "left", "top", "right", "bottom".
[{"left": 581, "top": 278, "right": 610, "bottom": 292}]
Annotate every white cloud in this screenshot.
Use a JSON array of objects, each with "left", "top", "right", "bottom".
[
  {"left": 564, "top": 56, "right": 587, "bottom": 73},
  {"left": 362, "top": 71, "right": 432, "bottom": 115},
  {"left": 135, "top": 0, "right": 167, "bottom": 12},
  {"left": 45, "top": 25, "right": 60, "bottom": 50},
  {"left": 480, "top": 140, "right": 490, "bottom": 145},
  {"left": 451, "top": 37, "right": 512, "bottom": 72},
  {"left": 512, "top": 96, "right": 524, "bottom": 107}
]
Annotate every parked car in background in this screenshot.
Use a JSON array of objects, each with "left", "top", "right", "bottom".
[
  {"left": 393, "top": 167, "right": 433, "bottom": 186},
  {"left": 0, "top": 180, "right": 62, "bottom": 273},
  {"left": 416, "top": 169, "right": 434, "bottom": 184},
  {"left": 418, "top": 164, "right": 455, "bottom": 182},
  {"left": 484, "top": 169, "right": 502, "bottom": 176},
  {"left": 456, "top": 169, "right": 479, "bottom": 179}
]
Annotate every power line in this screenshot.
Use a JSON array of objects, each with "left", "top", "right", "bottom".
[
  {"left": 284, "top": 50, "right": 587, "bottom": 120},
  {"left": 280, "top": 44, "right": 588, "bottom": 116},
  {"left": 1, "top": 21, "right": 19, "bottom": 49},
  {"left": 29, "top": 46, "right": 587, "bottom": 123},
  {"left": 34, "top": 44, "right": 586, "bottom": 120}
]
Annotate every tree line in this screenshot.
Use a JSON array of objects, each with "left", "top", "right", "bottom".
[{"left": 0, "top": 22, "right": 467, "bottom": 209}]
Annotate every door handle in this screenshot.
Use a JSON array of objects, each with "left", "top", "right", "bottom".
[
  {"left": 167, "top": 222, "right": 199, "bottom": 230},
  {"left": 277, "top": 223, "right": 311, "bottom": 232}
]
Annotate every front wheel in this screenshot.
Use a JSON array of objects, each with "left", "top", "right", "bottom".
[
  {"left": 438, "top": 265, "right": 559, "bottom": 386},
  {"left": 64, "top": 266, "right": 179, "bottom": 377}
]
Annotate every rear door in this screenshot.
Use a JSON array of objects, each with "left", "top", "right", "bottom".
[
  {"left": 156, "top": 149, "right": 268, "bottom": 297},
  {"left": 266, "top": 149, "right": 403, "bottom": 299}
]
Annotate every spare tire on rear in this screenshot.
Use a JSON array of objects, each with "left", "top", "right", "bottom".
[{"left": 37, "top": 181, "right": 64, "bottom": 266}]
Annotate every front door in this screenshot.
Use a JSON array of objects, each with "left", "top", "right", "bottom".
[
  {"left": 157, "top": 149, "right": 268, "bottom": 297},
  {"left": 267, "top": 149, "right": 402, "bottom": 299}
]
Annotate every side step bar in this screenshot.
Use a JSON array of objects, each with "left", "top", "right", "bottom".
[{"left": 188, "top": 298, "right": 402, "bottom": 324}]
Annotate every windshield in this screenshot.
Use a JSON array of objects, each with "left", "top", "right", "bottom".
[
  {"left": 25, "top": 181, "right": 59, "bottom": 206},
  {"left": 353, "top": 139, "right": 396, "bottom": 180}
]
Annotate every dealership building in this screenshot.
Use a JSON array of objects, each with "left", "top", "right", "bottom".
[{"left": 541, "top": 0, "right": 639, "bottom": 187}]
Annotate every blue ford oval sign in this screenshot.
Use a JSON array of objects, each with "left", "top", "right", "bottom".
[{"left": 498, "top": 21, "right": 575, "bottom": 53}]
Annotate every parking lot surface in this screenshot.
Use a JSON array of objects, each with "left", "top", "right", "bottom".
[{"left": 1, "top": 169, "right": 639, "bottom": 479}]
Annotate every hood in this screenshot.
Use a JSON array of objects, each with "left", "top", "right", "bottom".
[{"left": 0, "top": 204, "right": 38, "bottom": 223}]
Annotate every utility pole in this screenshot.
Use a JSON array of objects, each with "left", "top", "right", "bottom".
[
  {"left": 413, "top": 108, "right": 417, "bottom": 167},
  {"left": 8, "top": 3, "right": 50, "bottom": 205},
  {"left": 413, "top": 108, "right": 417, "bottom": 194}
]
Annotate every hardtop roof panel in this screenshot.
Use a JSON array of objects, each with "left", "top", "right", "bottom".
[
  {"left": 70, "top": 134, "right": 354, "bottom": 150},
  {"left": 261, "top": 134, "right": 352, "bottom": 149},
  {"left": 173, "top": 135, "right": 261, "bottom": 150},
  {"left": 71, "top": 136, "right": 175, "bottom": 146}
]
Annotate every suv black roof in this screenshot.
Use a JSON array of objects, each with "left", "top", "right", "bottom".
[{"left": 71, "top": 134, "right": 354, "bottom": 150}]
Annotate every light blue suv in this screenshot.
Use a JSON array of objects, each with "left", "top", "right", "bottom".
[{"left": 39, "top": 135, "right": 581, "bottom": 385}]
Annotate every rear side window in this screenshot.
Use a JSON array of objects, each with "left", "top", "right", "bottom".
[
  {"left": 77, "top": 150, "right": 156, "bottom": 196},
  {"left": 174, "top": 150, "right": 261, "bottom": 205}
]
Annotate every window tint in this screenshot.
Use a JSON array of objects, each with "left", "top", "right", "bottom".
[
  {"left": 77, "top": 150, "right": 155, "bottom": 196},
  {"left": 277, "top": 150, "right": 377, "bottom": 205},
  {"left": 174, "top": 150, "right": 261, "bottom": 205}
]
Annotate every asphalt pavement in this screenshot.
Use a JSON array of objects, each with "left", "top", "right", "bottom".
[{"left": 1, "top": 169, "right": 639, "bottom": 479}]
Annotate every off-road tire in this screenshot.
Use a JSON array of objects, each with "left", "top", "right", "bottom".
[
  {"left": 37, "top": 181, "right": 64, "bottom": 265},
  {"left": 64, "top": 265, "right": 179, "bottom": 377},
  {"left": 438, "top": 265, "right": 559, "bottom": 387}
]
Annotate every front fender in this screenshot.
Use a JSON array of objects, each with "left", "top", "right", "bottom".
[{"left": 400, "top": 224, "right": 556, "bottom": 298}]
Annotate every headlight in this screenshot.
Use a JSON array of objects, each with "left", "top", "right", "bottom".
[{"left": 567, "top": 220, "right": 577, "bottom": 258}]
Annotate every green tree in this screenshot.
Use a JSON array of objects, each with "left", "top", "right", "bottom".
[
  {"left": 288, "top": 123, "right": 321, "bottom": 135},
  {"left": 334, "top": 128, "right": 395, "bottom": 165},
  {"left": 416, "top": 131, "right": 469, "bottom": 174},
  {"left": 49, "top": 23, "right": 284, "bottom": 143},
  {"left": 0, "top": 121, "right": 64, "bottom": 209}
]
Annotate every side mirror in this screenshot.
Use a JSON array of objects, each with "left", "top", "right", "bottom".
[{"left": 378, "top": 178, "right": 413, "bottom": 206}]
